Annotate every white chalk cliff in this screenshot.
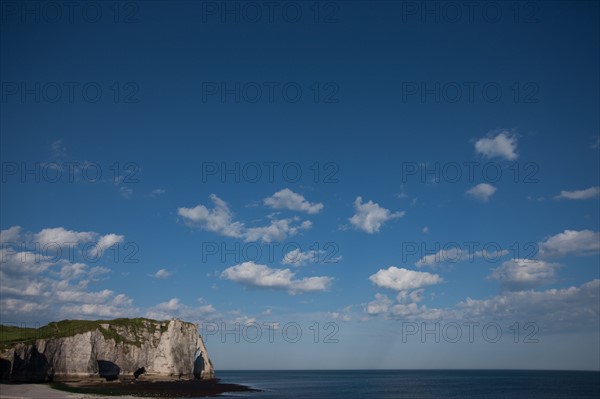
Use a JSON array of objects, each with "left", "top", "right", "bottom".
[{"left": 0, "top": 319, "right": 214, "bottom": 382}]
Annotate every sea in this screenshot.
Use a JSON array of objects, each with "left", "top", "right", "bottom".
[{"left": 214, "top": 370, "right": 600, "bottom": 398}]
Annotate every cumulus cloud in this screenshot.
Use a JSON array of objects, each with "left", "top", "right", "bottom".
[
  {"left": 264, "top": 188, "right": 324, "bottom": 214},
  {"left": 96, "top": 233, "right": 124, "bottom": 251},
  {"left": 178, "top": 195, "right": 312, "bottom": 242},
  {"left": 367, "top": 293, "right": 392, "bottom": 315},
  {"left": 151, "top": 268, "right": 172, "bottom": 279},
  {"left": 0, "top": 251, "right": 134, "bottom": 320},
  {"left": 474, "top": 131, "right": 518, "bottom": 160},
  {"left": 465, "top": 183, "right": 497, "bottom": 202},
  {"left": 0, "top": 226, "right": 134, "bottom": 321},
  {"left": 555, "top": 186, "right": 600, "bottom": 200},
  {"left": 178, "top": 194, "right": 245, "bottom": 238},
  {"left": 0, "top": 226, "right": 22, "bottom": 243},
  {"left": 349, "top": 197, "right": 405, "bottom": 234},
  {"left": 244, "top": 218, "right": 311, "bottom": 242},
  {"left": 34, "top": 227, "right": 97, "bottom": 246},
  {"left": 489, "top": 259, "right": 561, "bottom": 290},
  {"left": 369, "top": 267, "right": 443, "bottom": 291},
  {"left": 538, "top": 230, "right": 600, "bottom": 258},
  {"left": 31, "top": 227, "right": 123, "bottom": 259},
  {"left": 221, "top": 261, "right": 332, "bottom": 295}
]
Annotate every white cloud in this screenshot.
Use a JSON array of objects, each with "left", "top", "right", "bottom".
[
  {"left": 56, "top": 288, "right": 114, "bottom": 304},
  {"left": 0, "top": 226, "right": 22, "bottom": 243},
  {"left": 389, "top": 302, "right": 428, "bottom": 317},
  {"left": 1, "top": 298, "right": 49, "bottom": 313},
  {"left": 474, "top": 131, "right": 518, "bottom": 160},
  {"left": 178, "top": 195, "right": 312, "bottom": 242},
  {"left": 555, "top": 186, "right": 600, "bottom": 200},
  {"left": 367, "top": 293, "right": 392, "bottom": 315},
  {"left": 151, "top": 188, "right": 166, "bottom": 195},
  {"left": 151, "top": 268, "right": 172, "bottom": 279},
  {"left": 349, "top": 197, "right": 405, "bottom": 234},
  {"left": 96, "top": 233, "right": 124, "bottom": 251},
  {"left": 60, "top": 302, "right": 134, "bottom": 318},
  {"left": 329, "top": 305, "right": 353, "bottom": 321},
  {"left": 221, "top": 261, "right": 333, "bottom": 295},
  {"left": 264, "top": 188, "right": 324, "bottom": 214},
  {"left": 157, "top": 298, "right": 181, "bottom": 311},
  {"left": 466, "top": 183, "right": 497, "bottom": 202},
  {"left": 119, "top": 186, "right": 133, "bottom": 199},
  {"left": 538, "top": 230, "right": 600, "bottom": 258},
  {"left": 178, "top": 194, "right": 245, "bottom": 238},
  {"left": 30, "top": 228, "right": 124, "bottom": 258},
  {"left": 89, "top": 233, "right": 125, "bottom": 258},
  {"left": 281, "top": 248, "right": 341, "bottom": 266},
  {"left": 396, "top": 288, "right": 425, "bottom": 303},
  {"left": 422, "top": 226, "right": 429, "bottom": 234},
  {"left": 369, "top": 267, "right": 443, "bottom": 291},
  {"left": 244, "top": 218, "right": 311, "bottom": 242},
  {"left": 0, "top": 226, "right": 134, "bottom": 321},
  {"left": 366, "top": 278, "right": 600, "bottom": 331},
  {"left": 146, "top": 298, "right": 216, "bottom": 321},
  {"left": 489, "top": 259, "right": 561, "bottom": 290},
  {"left": 415, "top": 247, "right": 463, "bottom": 268},
  {"left": 456, "top": 280, "right": 600, "bottom": 330},
  {"left": 34, "top": 227, "right": 97, "bottom": 246}
]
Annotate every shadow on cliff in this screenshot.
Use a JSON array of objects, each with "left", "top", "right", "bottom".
[
  {"left": 193, "top": 355, "right": 205, "bottom": 379},
  {"left": 0, "top": 357, "right": 12, "bottom": 381},
  {"left": 10, "top": 347, "right": 51, "bottom": 382},
  {"left": 97, "top": 360, "right": 120, "bottom": 381}
]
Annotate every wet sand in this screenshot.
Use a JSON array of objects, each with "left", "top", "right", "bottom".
[
  {"left": 1, "top": 380, "right": 258, "bottom": 398},
  {"left": 0, "top": 383, "right": 138, "bottom": 398}
]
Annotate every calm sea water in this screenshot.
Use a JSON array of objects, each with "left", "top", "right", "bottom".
[{"left": 214, "top": 370, "right": 600, "bottom": 398}]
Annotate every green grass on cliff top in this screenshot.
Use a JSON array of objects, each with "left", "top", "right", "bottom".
[{"left": 0, "top": 318, "right": 190, "bottom": 351}]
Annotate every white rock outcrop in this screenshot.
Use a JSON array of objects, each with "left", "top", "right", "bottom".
[{"left": 0, "top": 319, "right": 214, "bottom": 382}]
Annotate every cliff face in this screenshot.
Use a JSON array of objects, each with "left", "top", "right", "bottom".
[{"left": 0, "top": 319, "right": 214, "bottom": 382}]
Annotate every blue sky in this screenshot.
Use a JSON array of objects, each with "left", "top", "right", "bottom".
[{"left": 1, "top": 1, "right": 599, "bottom": 370}]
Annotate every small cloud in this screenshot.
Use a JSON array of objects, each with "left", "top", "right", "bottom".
[
  {"left": 538, "top": 230, "right": 600, "bottom": 258},
  {"left": 422, "top": 226, "right": 429, "bottom": 233},
  {"left": 366, "top": 293, "right": 392, "bottom": 315},
  {"left": 150, "top": 269, "right": 172, "bottom": 279},
  {"left": 147, "top": 188, "right": 166, "bottom": 197},
  {"left": 369, "top": 266, "right": 443, "bottom": 291},
  {"left": 527, "top": 196, "right": 545, "bottom": 202},
  {"left": 264, "top": 188, "right": 323, "bottom": 214},
  {"left": 349, "top": 197, "right": 405, "bottom": 234},
  {"left": 592, "top": 136, "right": 600, "bottom": 150},
  {"left": 554, "top": 186, "right": 600, "bottom": 200},
  {"left": 474, "top": 131, "right": 518, "bottom": 160},
  {"left": 119, "top": 186, "right": 133, "bottom": 199},
  {"left": 178, "top": 194, "right": 311, "bottom": 242},
  {"left": 51, "top": 139, "right": 67, "bottom": 158},
  {"left": 466, "top": 183, "right": 497, "bottom": 202},
  {"left": 178, "top": 194, "right": 245, "bottom": 238}
]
